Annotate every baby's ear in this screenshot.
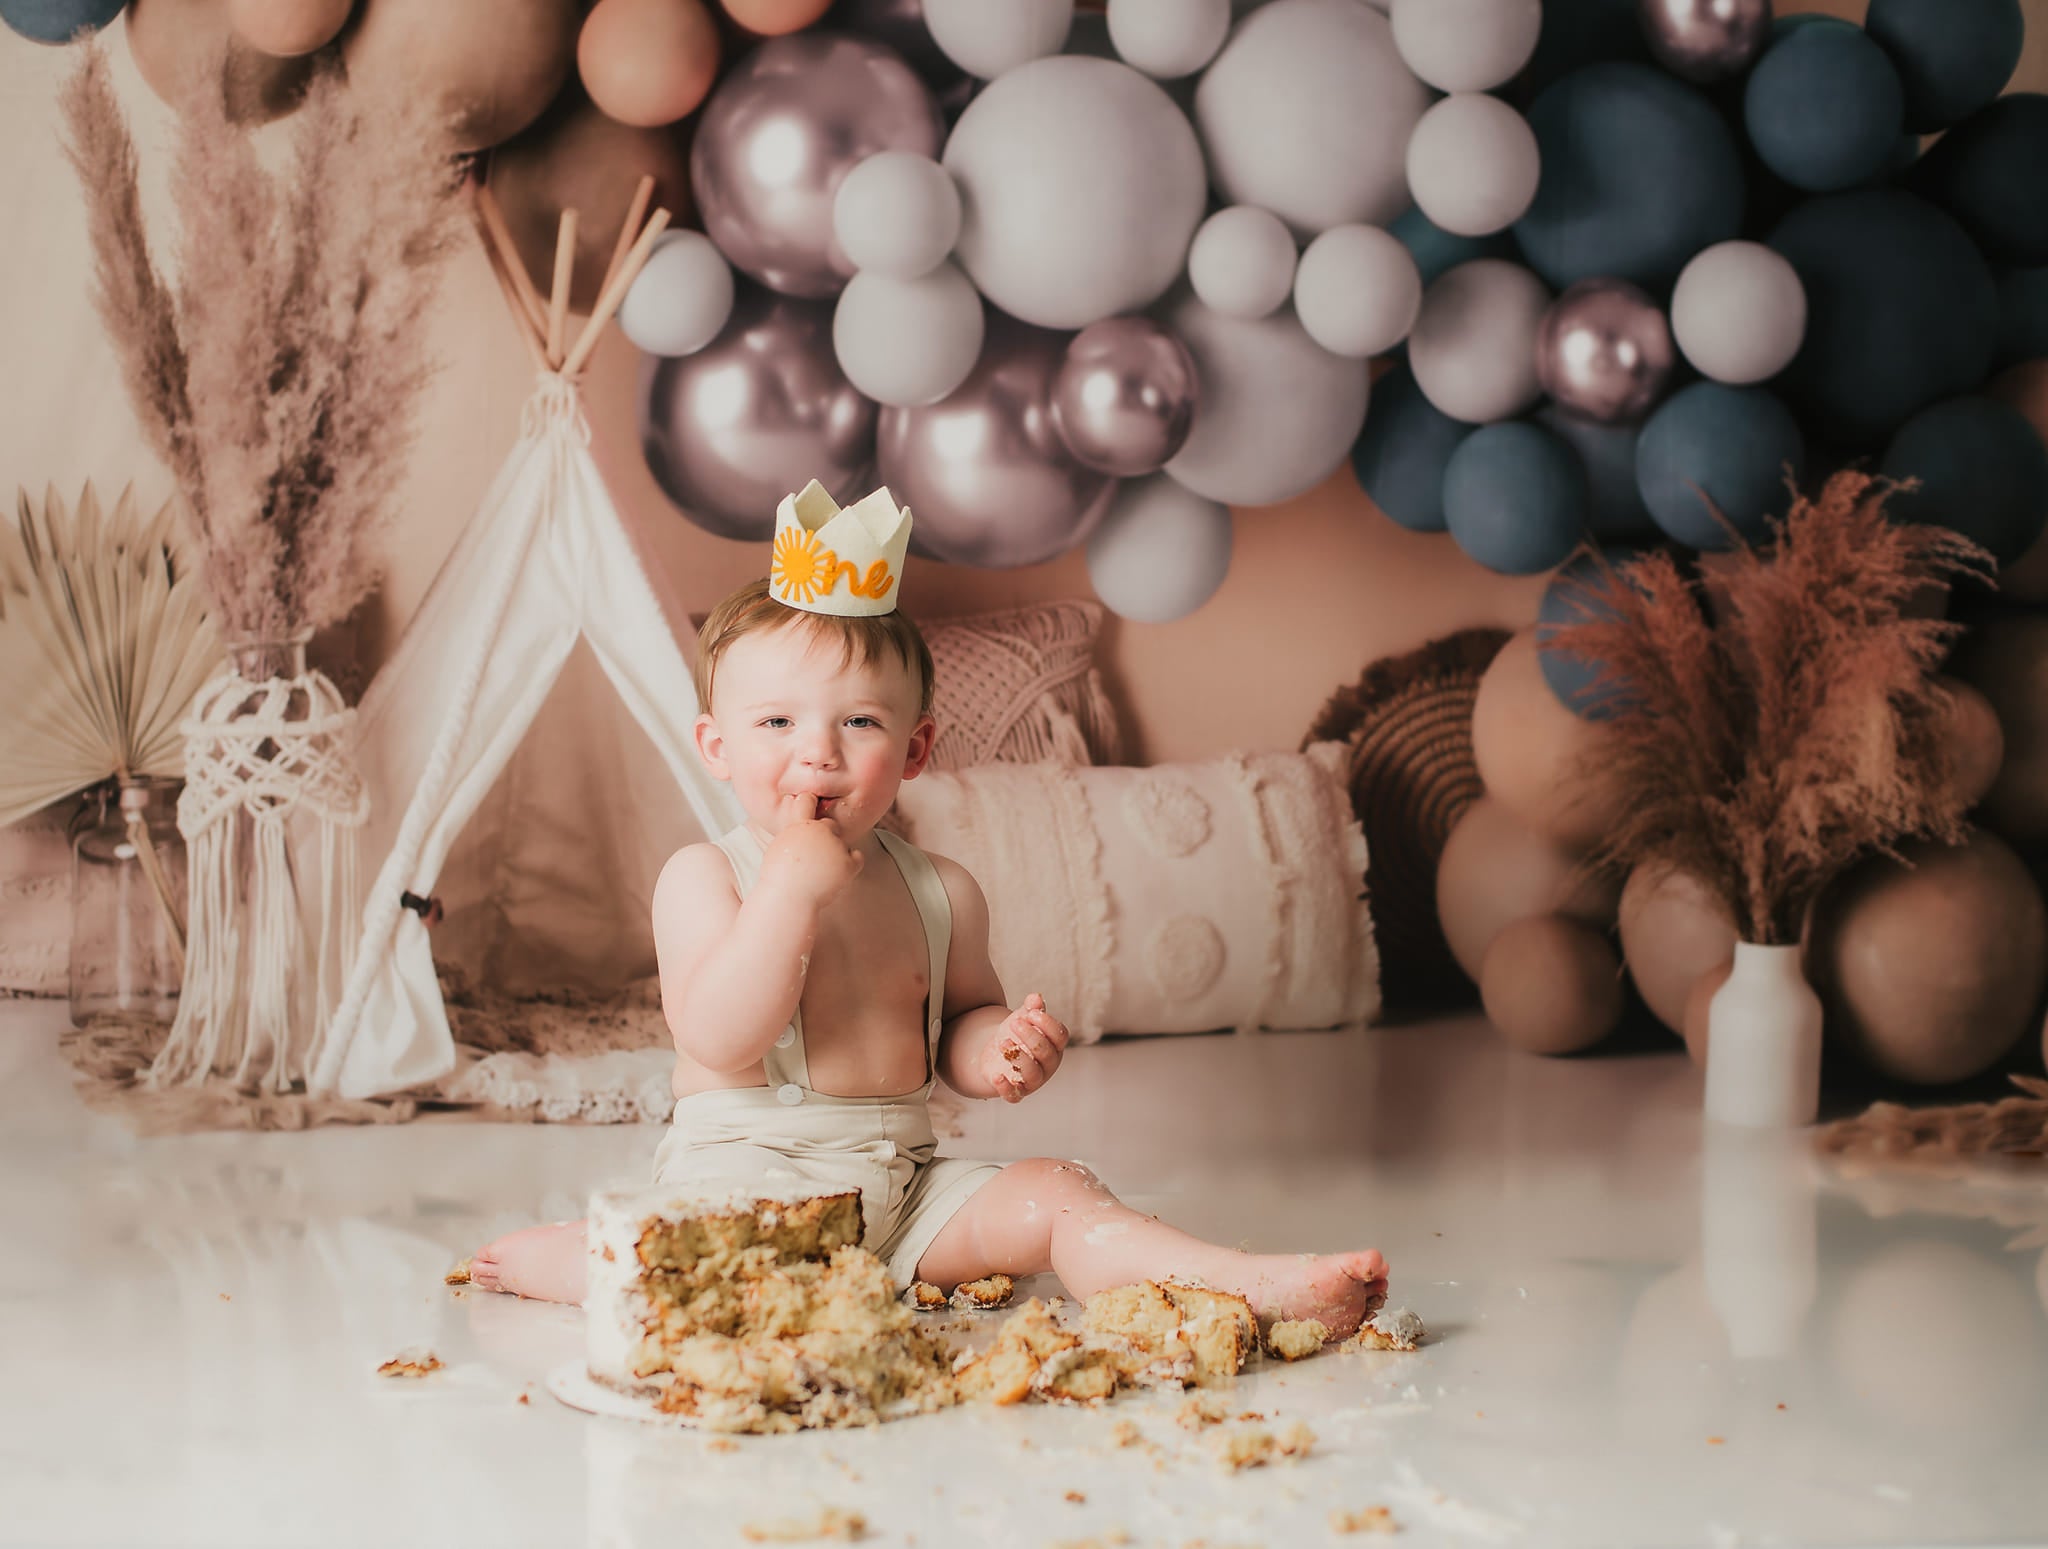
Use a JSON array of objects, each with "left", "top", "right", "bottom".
[
  {"left": 900, "top": 713, "right": 938, "bottom": 780},
  {"left": 693, "top": 712, "right": 730, "bottom": 779}
]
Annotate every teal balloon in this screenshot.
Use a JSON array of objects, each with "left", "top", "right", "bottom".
[
  {"left": 1539, "top": 405, "right": 1655, "bottom": 542},
  {"left": 1879, "top": 395, "right": 2048, "bottom": 566},
  {"left": 1350, "top": 362, "right": 1472, "bottom": 534},
  {"left": 1390, "top": 205, "right": 1515, "bottom": 289},
  {"left": 1768, "top": 189, "right": 1997, "bottom": 447},
  {"left": 1516, "top": 0, "right": 1647, "bottom": 102},
  {"left": 1636, "top": 382, "right": 1804, "bottom": 550},
  {"left": 1443, "top": 421, "right": 1588, "bottom": 575},
  {"left": 1866, "top": 0, "right": 2024, "bottom": 133},
  {"left": 1994, "top": 266, "right": 2048, "bottom": 368},
  {"left": 0, "top": 0, "right": 122, "bottom": 42},
  {"left": 1913, "top": 94, "right": 2048, "bottom": 266},
  {"left": 1536, "top": 548, "right": 1643, "bottom": 721},
  {"left": 1744, "top": 23, "right": 1905, "bottom": 193},
  {"left": 1514, "top": 63, "right": 1746, "bottom": 291}
]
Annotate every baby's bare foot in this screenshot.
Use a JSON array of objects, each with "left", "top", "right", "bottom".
[
  {"left": 1211, "top": 1249, "right": 1389, "bottom": 1342},
  {"left": 467, "top": 1221, "right": 588, "bottom": 1306}
]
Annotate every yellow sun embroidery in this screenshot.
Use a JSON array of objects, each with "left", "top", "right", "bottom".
[{"left": 771, "top": 527, "right": 837, "bottom": 604}]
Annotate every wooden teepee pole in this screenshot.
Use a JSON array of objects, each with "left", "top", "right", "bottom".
[
  {"left": 475, "top": 182, "right": 552, "bottom": 348},
  {"left": 546, "top": 208, "right": 578, "bottom": 369},
  {"left": 561, "top": 205, "right": 670, "bottom": 378},
  {"left": 473, "top": 204, "right": 548, "bottom": 374}
]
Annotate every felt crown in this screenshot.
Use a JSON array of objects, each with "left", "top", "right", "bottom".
[{"left": 769, "top": 480, "right": 910, "bottom": 617}]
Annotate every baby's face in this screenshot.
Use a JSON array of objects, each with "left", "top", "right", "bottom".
[{"left": 696, "top": 624, "right": 933, "bottom": 839}]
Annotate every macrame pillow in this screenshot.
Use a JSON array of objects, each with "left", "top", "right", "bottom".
[
  {"left": 891, "top": 745, "right": 1379, "bottom": 1041},
  {"left": 921, "top": 599, "right": 1123, "bottom": 769}
]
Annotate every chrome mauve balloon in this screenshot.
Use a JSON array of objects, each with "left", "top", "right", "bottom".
[
  {"left": 878, "top": 313, "right": 1118, "bottom": 568},
  {"left": 690, "top": 33, "right": 943, "bottom": 298},
  {"left": 1536, "top": 278, "right": 1677, "bottom": 425},
  {"left": 1638, "top": 0, "right": 1772, "bottom": 85},
  {"left": 1049, "top": 316, "right": 1199, "bottom": 476},
  {"left": 640, "top": 287, "right": 879, "bottom": 541}
]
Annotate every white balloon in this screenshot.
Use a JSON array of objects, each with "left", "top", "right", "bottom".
[
  {"left": 1160, "top": 287, "right": 1372, "bottom": 506},
  {"left": 1408, "top": 258, "right": 1550, "bottom": 423},
  {"left": 944, "top": 55, "right": 1207, "bottom": 330},
  {"left": 1186, "top": 206, "right": 1297, "bottom": 319},
  {"left": 832, "top": 151, "right": 962, "bottom": 280},
  {"left": 1406, "top": 93, "right": 1541, "bottom": 238},
  {"left": 1193, "top": 0, "right": 1432, "bottom": 236},
  {"left": 618, "top": 230, "right": 735, "bottom": 358},
  {"left": 1087, "top": 475, "right": 1234, "bottom": 622},
  {"left": 1107, "top": 0, "right": 1231, "bottom": 78},
  {"left": 924, "top": 0, "right": 1073, "bottom": 78},
  {"left": 832, "top": 261, "right": 986, "bottom": 408},
  {"left": 1671, "top": 240, "right": 1809, "bottom": 386},
  {"left": 1293, "top": 223, "right": 1422, "bottom": 358},
  {"left": 1390, "top": 0, "right": 1541, "bottom": 93}
]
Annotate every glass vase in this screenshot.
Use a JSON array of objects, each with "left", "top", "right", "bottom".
[
  {"left": 69, "top": 777, "right": 187, "bottom": 1025},
  {"left": 1704, "top": 941, "right": 1824, "bottom": 1129}
]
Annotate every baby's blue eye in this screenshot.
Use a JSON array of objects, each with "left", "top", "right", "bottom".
[
  {"left": 846, "top": 716, "right": 879, "bottom": 729},
  {"left": 760, "top": 717, "right": 790, "bottom": 729}
]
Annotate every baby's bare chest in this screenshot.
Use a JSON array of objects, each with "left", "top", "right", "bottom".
[{"left": 797, "top": 865, "right": 934, "bottom": 1080}]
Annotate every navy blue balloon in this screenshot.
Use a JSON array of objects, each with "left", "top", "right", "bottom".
[
  {"left": 1995, "top": 266, "right": 2048, "bottom": 368},
  {"left": 1914, "top": 94, "right": 2048, "bottom": 266},
  {"left": 1536, "top": 548, "right": 1643, "bottom": 721},
  {"left": 1538, "top": 405, "right": 1656, "bottom": 542},
  {"left": 1866, "top": 0, "right": 2025, "bottom": 133},
  {"left": 1744, "top": 23, "right": 1906, "bottom": 193},
  {"left": 0, "top": 0, "right": 122, "bottom": 42},
  {"left": 1442, "top": 421, "right": 1589, "bottom": 576},
  {"left": 1351, "top": 363, "right": 1474, "bottom": 534},
  {"left": 1636, "top": 382, "right": 1804, "bottom": 550},
  {"left": 1515, "top": 63, "right": 1746, "bottom": 291},
  {"left": 1516, "top": 0, "right": 1648, "bottom": 102},
  {"left": 1390, "top": 206, "right": 1516, "bottom": 289},
  {"left": 1768, "top": 189, "right": 1998, "bottom": 447},
  {"left": 1879, "top": 395, "right": 2048, "bottom": 566}
]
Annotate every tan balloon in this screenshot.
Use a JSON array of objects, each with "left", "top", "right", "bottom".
[
  {"left": 1436, "top": 793, "right": 1619, "bottom": 982},
  {"left": 127, "top": 0, "right": 315, "bottom": 123},
  {"left": 1480, "top": 913, "right": 1626, "bottom": 1056},
  {"left": 720, "top": 0, "right": 832, "bottom": 35},
  {"left": 1471, "top": 627, "right": 1629, "bottom": 850},
  {"left": 1808, "top": 829, "right": 2048, "bottom": 1086},
  {"left": 344, "top": 0, "right": 578, "bottom": 151},
  {"left": 1680, "top": 958, "right": 1732, "bottom": 1067},
  {"left": 578, "top": 0, "right": 719, "bottom": 128},
  {"left": 487, "top": 92, "right": 691, "bottom": 310},
  {"left": 226, "top": 0, "right": 354, "bottom": 56},
  {"left": 1930, "top": 674, "right": 2005, "bottom": 811},
  {"left": 1949, "top": 613, "right": 2048, "bottom": 847},
  {"left": 1618, "top": 863, "right": 1739, "bottom": 1034},
  {"left": 1985, "top": 359, "right": 2048, "bottom": 605}
]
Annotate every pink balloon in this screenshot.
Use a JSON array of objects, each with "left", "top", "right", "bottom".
[
  {"left": 1535, "top": 277, "right": 1676, "bottom": 426},
  {"left": 1050, "top": 316, "right": 1199, "bottom": 477},
  {"left": 690, "top": 32, "right": 942, "bottom": 297},
  {"left": 877, "top": 312, "right": 1118, "bottom": 568},
  {"left": 639, "top": 286, "right": 879, "bottom": 541}
]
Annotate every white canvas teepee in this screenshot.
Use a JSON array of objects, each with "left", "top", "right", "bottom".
[{"left": 311, "top": 187, "right": 742, "bottom": 1099}]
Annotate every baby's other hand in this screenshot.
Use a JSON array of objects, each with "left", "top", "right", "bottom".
[
  {"left": 983, "top": 992, "right": 1069, "bottom": 1103},
  {"left": 759, "top": 794, "right": 863, "bottom": 909}
]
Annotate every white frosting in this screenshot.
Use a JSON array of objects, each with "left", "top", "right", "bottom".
[{"left": 1372, "top": 1305, "right": 1426, "bottom": 1346}]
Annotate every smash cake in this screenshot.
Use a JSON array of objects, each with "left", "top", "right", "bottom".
[{"left": 583, "top": 1182, "right": 1418, "bottom": 1431}]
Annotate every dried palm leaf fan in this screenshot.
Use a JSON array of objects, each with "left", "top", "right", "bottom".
[{"left": 0, "top": 484, "right": 222, "bottom": 955}]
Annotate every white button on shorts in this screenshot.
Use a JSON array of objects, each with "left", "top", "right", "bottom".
[
  {"left": 776, "top": 1083, "right": 804, "bottom": 1106},
  {"left": 929, "top": 1017, "right": 941, "bottom": 1036},
  {"left": 775, "top": 1028, "right": 796, "bottom": 1048}
]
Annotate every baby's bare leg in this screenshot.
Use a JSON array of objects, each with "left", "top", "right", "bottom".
[
  {"left": 912, "top": 1158, "right": 1389, "bottom": 1339},
  {"left": 469, "top": 1220, "right": 588, "bottom": 1305}
]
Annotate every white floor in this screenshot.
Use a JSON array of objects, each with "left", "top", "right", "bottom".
[{"left": 4, "top": 1000, "right": 2047, "bottom": 1549}]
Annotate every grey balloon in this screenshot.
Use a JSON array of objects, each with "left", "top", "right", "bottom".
[
  {"left": 1535, "top": 277, "right": 1677, "bottom": 426},
  {"left": 1638, "top": 0, "right": 1772, "bottom": 85},
  {"left": 1050, "top": 316, "right": 1199, "bottom": 476},
  {"left": 877, "top": 312, "right": 1118, "bottom": 568},
  {"left": 640, "top": 287, "right": 879, "bottom": 542},
  {"left": 690, "top": 33, "right": 943, "bottom": 300}
]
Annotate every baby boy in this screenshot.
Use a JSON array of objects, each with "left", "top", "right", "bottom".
[{"left": 470, "top": 483, "right": 1388, "bottom": 1336}]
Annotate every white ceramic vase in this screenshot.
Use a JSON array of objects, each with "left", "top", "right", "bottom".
[{"left": 1703, "top": 941, "right": 1823, "bottom": 1129}]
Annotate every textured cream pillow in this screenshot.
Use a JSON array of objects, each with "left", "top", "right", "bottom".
[{"left": 892, "top": 745, "right": 1380, "bottom": 1040}]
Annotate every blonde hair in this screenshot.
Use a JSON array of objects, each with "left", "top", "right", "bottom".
[{"left": 694, "top": 579, "right": 935, "bottom": 719}]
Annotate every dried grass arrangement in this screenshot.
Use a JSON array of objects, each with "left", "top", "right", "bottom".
[{"left": 1547, "top": 470, "right": 1991, "bottom": 947}]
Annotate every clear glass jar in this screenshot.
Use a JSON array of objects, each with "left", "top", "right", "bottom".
[{"left": 69, "top": 777, "right": 187, "bottom": 1025}]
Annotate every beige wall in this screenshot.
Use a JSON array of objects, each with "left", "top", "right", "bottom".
[{"left": 5, "top": 0, "right": 2044, "bottom": 773}]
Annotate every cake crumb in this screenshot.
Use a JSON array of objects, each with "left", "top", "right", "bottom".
[
  {"left": 376, "top": 1351, "right": 443, "bottom": 1379},
  {"left": 1212, "top": 1420, "right": 1316, "bottom": 1471},
  {"left": 707, "top": 1438, "right": 740, "bottom": 1453},
  {"left": 443, "top": 1259, "right": 472, "bottom": 1286},
  {"left": 1177, "top": 1394, "right": 1229, "bottom": 1429},
  {"left": 951, "top": 1273, "right": 1015, "bottom": 1310},
  {"left": 739, "top": 1506, "right": 867, "bottom": 1542},
  {"left": 1064, "top": 1490, "right": 1086, "bottom": 1504},
  {"left": 1109, "top": 1419, "right": 1144, "bottom": 1448},
  {"left": 1345, "top": 1306, "right": 1424, "bottom": 1352},
  {"left": 516, "top": 1393, "right": 530, "bottom": 1406},
  {"left": 905, "top": 1280, "right": 948, "bottom": 1311},
  {"left": 1265, "top": 1318, "right": 1330, "bottom": 1361},
  {"left": 1050, "top": 1534, "right": 1131, "bottom": 1549},
  {"left": 1330, "top": 1505, "right": 1398, "bottom": 1534},
  {"left": 218, "top": 1293, "right": 231, "bottom": 1302}
]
